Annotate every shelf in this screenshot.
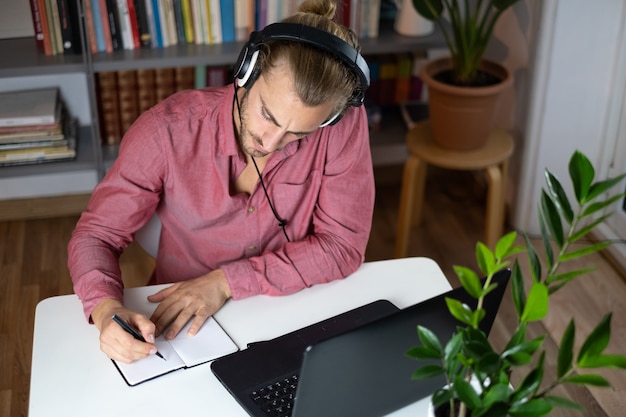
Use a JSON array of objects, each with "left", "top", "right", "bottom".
[
  {"left": 89, "top": 20, "right": 445, "bottom": 73},
  {"left": 0, "top": 126, "right": 97, "bottom": 178},
  {"left": 0, "top": 37, "right": 86, "bottom": 77}
]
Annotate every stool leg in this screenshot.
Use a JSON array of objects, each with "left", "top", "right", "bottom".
[
  {"left": 395, "top": 156, "right": 427, "bottom": 258},
  {"left": 484, "top": 162, "right": 507, "bottom": 249}
]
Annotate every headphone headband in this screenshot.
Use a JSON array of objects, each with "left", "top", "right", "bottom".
[{"left": 234, "top": 22, "right": 370, "bottom": 113}]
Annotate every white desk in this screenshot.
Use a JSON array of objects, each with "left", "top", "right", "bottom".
[{"left": 29, "top": 257, "right": 451, "bottom": 417}]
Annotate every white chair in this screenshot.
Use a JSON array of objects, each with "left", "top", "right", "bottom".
[{"left": 134, "top": 213, "right": 162, "bottom": 259}]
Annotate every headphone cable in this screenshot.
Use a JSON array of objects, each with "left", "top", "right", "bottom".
[{"left": 234, "top": 83, "right": 291, "bottom": 242}]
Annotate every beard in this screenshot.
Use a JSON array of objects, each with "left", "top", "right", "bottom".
[{"left": 236, "top": 89, "right": 269, "bottom": 158}]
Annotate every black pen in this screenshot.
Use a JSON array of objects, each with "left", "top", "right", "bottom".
[{"left": 111, "top": 314, "right": 166, "bottom": 360}]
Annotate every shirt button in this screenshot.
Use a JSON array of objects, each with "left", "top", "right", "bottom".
[
  {"left": 248, "top": 245, "right": 257, "bottom": 251},
  {"left": 247, "top": 206, "right": 255, "bottom": 213}
]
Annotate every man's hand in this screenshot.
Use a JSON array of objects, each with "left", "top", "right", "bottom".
[
  {"left": 91, "top": 299, "right": 158, "bottom": 363},
  {"left": 148, "top": 269, "right": 232, "bottom": 340}
]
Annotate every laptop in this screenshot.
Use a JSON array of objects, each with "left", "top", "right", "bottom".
[{"left": 211, "top": 268, "right": 510, "bottom": 417}]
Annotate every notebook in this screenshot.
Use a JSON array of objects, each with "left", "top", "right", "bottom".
[
  {"left": 211, "top": 268, "right": 510, "bottom": 417},
  {"left": 111, "top": 285, "right": 239, "bottom": 386}
]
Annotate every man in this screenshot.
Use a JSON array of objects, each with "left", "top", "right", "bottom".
[{"left": 68, "top": 0, "right": 374, "bottom": 364}]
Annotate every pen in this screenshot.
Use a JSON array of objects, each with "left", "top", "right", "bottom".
[{"left": 111, "top": 314, "right": 166, "bottom": 360}]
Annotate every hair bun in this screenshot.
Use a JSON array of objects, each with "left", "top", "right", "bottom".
[{"left": 298, "top": 0, "right": 336, "bottom": 20}]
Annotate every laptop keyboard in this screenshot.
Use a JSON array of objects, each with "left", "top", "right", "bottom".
[{"left": 249, "top": 374, "right": 299, "bottom": 417}]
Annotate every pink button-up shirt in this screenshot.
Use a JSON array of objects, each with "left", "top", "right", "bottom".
[{"left": 68, "top": 85, "right": 375, "bottom": 320}]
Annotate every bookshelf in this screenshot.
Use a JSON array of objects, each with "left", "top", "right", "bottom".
[{"left": 0, "top": 1, "right": 445, "bottom": 216}]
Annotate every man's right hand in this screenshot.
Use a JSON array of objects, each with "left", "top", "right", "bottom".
[{"left": 91, "top": 299, "right": 159, "bottom": 363}]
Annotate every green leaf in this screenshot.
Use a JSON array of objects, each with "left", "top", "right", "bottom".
[
  {"left": 482, "top": 383, "right": 511, "bottom": 408},
  {"left": 540, "top": 190, "right": 564, "bottom": 248},
  {"left": 545, "top": 169, "right": 574, "bottom": 224},
  {"left": 509, "top": 398, "right": 553, "bottom": 417},
  {"left": 539, "top": 210, "right": 554, "bottom": 270},
  {"left": 546, "top": 268, "right": 595, "bottom": 286},
  {"left": 577, "top": 354, "right": 626, "bottom": 369},
  {"left": 476, "top": 242, "right": 495, "bottom": 275},
  {"left": 511, "top": 261, "right": 526, "bottom": 317},
  {"left": 543, "top": 395, "right": 584, "bottom": 411},
  {"left": 557, "top": 320, "right": 575, "bottom": 378},
  {"left": 417, "top": 325, "right": 443, "bottom": 355},
  {"left": 410, "top": 364, "right": 445, "bottom": 380},
  {"left": 569, "top": 214, "right": 611, "bottom": 242},
  {"left": 454, "top": 265, "right": 483, "bottom": 299},
  {"left": 431, "top": 387, "right": 453, "bottom": 408},
  {"left": 521, "top": 282, "right": 549, "bottom": 322},
  {"left": 494, "top": 231, "right": 518, "bottom": 259},
  {"left": 586, "top": 173, "right": 626, "bottom": 201},
  {"left": 405, "top": 345, "right": 442, "bottom": 360},
  {"left": 493, "top": 0, "right": 521, "bottom": 12},
  {"left": 444, "top": 332, "right": 464, "bottom": 363},
  {"left": 560, "top": 241, "right": 610, "bottom": 262},
  {"left": 582, "top": 194, "right": 624, "bottom": 218},
  {"left": 523, "top": 233, "right": 542, "bottom": 283},
  {"left": 446, "top": 297, "right": 474, "bottom": 326},
  {"left": 454, "top": 375, "right": 482, "bottom": 409},
  {"left": 564, "top": 374, "right": 611, "bottom": 387},
  {"left": 577, "top": 314, "right": 612, "bottom": 366},
  {"left": 569, "top": 151, "right": 595, "bottom": 203}
]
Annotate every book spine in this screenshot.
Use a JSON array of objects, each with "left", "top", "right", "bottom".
[
  {"left": 56, "top": 0, "right": 79, "bottom": 54},
  {"left": 115, "top": 0, "right": 134, "bottom": 49},
  {"left": 206, "top": 65, "right": 227, "bottom": 87},
  {"left": 127, "top": 0, "right": 142, "bottom": 48},
  {"left": 133, "top": 0, "right": 152, "bottom": 47},
  {"left": 157, "top": 0, "right": 170, "bottom": 46},
  {"left": 154, "top": 67, "right": 176, "bottom": 102},
  {"left": 172, "top": 0, "right": 186, "bottom": 44},
  {"left": 163, "top": 0, "right": 179, "bottom": 45},
  {"left": 96, "top": 71, "right": 122, "bottom": 145},
  {"left": 180, "top": 0, "right": 195, "bottom": 44},
  {"left": 116, "top": 70, "right": 140, "bottom": 135},
  {"left": 136, "top": 68, "right": 157, "bottom": 113},
  {"left": 90, "top": 0, "right": 106, "bottom": 52},
  {"left": 234, "top": 0, "right": 248, "bottom": 41},
  {"left": 219, "top": 0, "right": 235, "bottom": 43},
  {"left": 105, "top": 0, "right": 123, "bottom": 50},
  {"left": 209, "top": 0, "right": 222, "bottom": 44},
  {"left": 174, "top": 67, "right": 195, "bottom": 91},
  {"left": 45, "top": 0, "right": 61, "bottom": 54},
  {"left": 145, "top": 0, "right": 161, "bottom": 47},
  {"left": 36, "top": 0, "right": 54, "bottom": 55},
  {"left": 394, "top": 53, "right": 412, "bottom": 104},
  {"left": 194, "top": 65, "right": 206, "bottom": 88},
  {"left": 28, "top": 0, "right": 45, "bottom": 50},
  {"left": 98, "top": 0, "right": 114, "bottom": 52},
  {"left": 190, "top": 0, "right": 203, "bottom": 44}
]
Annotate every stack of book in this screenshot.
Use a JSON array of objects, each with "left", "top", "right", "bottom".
[{"left": 0, "top": 88, "right": 78, "bottom": 167}]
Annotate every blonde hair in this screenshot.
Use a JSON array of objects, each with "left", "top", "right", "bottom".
[{"left": 256, "top": 0, "right": 363, "bottom": 115}]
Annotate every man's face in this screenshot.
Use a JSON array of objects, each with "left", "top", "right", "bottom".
[{"left": 236, "top": 61, "right": 337, "bottom": 158}]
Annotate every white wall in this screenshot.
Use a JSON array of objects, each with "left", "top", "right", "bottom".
[{"left": 513, "top": 0, "right": 626, "bottom": 235}]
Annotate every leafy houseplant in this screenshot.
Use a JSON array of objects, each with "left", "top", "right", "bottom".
[
  {"left": 412, "top": 0, "right": 520, "bottom": 85},
  {"left": 406, "top": 151, "right": 626, "bottom": 417},
  {"left": 410, "top": 0, "right": 520, "bottom": 149}
]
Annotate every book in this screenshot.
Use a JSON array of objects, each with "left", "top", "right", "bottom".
[
  {"left": 0, "top": 88, "right": 60, "bottom": 128},
  {"left": 83, "top": 0, "right": 99, "bottom": 53},
  {"left": 28, "top": 0, "right": 45, "bottom": 50},
  {"left": 208, "top": 0, "right": 222, "bottom": 44},
  {"left": 116, "top": 70, "right": 140, "bottom": 135},
  {"left": 57, "top": 0, "right": 81, "bottom": 54},
  {"left": 136, "top": 68, "right": 157, "bottom": 112},
  {"left": 126, "top": 0, "right": 142, "bottom": 48},
  {"left": 133, "top": 0, "right": 152, "bottom": 47},
  {"left": 105, "top": 0, "right": 124, "bottom": 50},
  {"left": 90, "top": 0, "right": 107, "bottom": 52},
  {"left": 154, "top": 67, "right": 176, "bottom": 101},
  {"left": 116, "top": 0, "right": 135, "bottom": 49},
  {"left": 98, "top": 0, "right": 114, "bottom": 52},
  {"left": 180, "top": 0, "right": 195, "bottom": 43},
  {"left": 110, "top": 285, "right": 238, "bottom": 386},
  {"left": 174, "top": 66, "right": 195, "bottom": 91},
  {"left": 149, "top": 0, "right": 163, "bottom": 47},
  {"left": 45, "top": 0, "right": 62, "bottom": 54},
  {"left": 96, "top": 72, "right": 122, "bottom": 145},
  {"left": 35, "top": 0, "right": 54, "bottom": 55},
  {"left": 219, "top": 0, "right": 235, "bottom": 42}
]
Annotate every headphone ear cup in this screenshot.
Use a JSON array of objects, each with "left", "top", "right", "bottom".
[
  {"left": 319, "top": 110, "right": 343, "bottom": 127},
  {"left": 236, "top": 49, "right": 261, "bottom": 88}
]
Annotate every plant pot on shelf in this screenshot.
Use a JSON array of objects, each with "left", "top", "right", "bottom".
[{"left": 420, "top": 57, "right": 513, "bottom": 151}]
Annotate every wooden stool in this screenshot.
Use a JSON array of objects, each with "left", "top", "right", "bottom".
[{"left": 395, "top": 120, "right": 514, "bottom": 258}]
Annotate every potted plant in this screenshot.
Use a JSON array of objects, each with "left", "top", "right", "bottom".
[
  {"left": 411, "top": 0, "right": 520, "bottom": 149},
  {"left": 406, "top": 150, "right": 626, "bottom": 416}
]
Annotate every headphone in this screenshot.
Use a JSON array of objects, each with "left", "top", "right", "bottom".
[{"left": 233, "top": 22, "right": 371, "bottom": 126}]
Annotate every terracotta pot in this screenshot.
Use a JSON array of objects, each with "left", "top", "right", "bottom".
[{"left": 420, "top": 58, "right": 513, "bottom": 150}]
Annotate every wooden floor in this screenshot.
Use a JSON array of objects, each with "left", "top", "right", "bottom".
[{"left": 1, "top": 165, "right": 625, "bottom": 417}]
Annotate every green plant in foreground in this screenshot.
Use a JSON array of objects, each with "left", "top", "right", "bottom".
[
  {"left": 412, "top": 0, "right": 520, "bottom": 85},
  {"left": 406, "top": 151, "right": 626, "bottom": 417}
]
